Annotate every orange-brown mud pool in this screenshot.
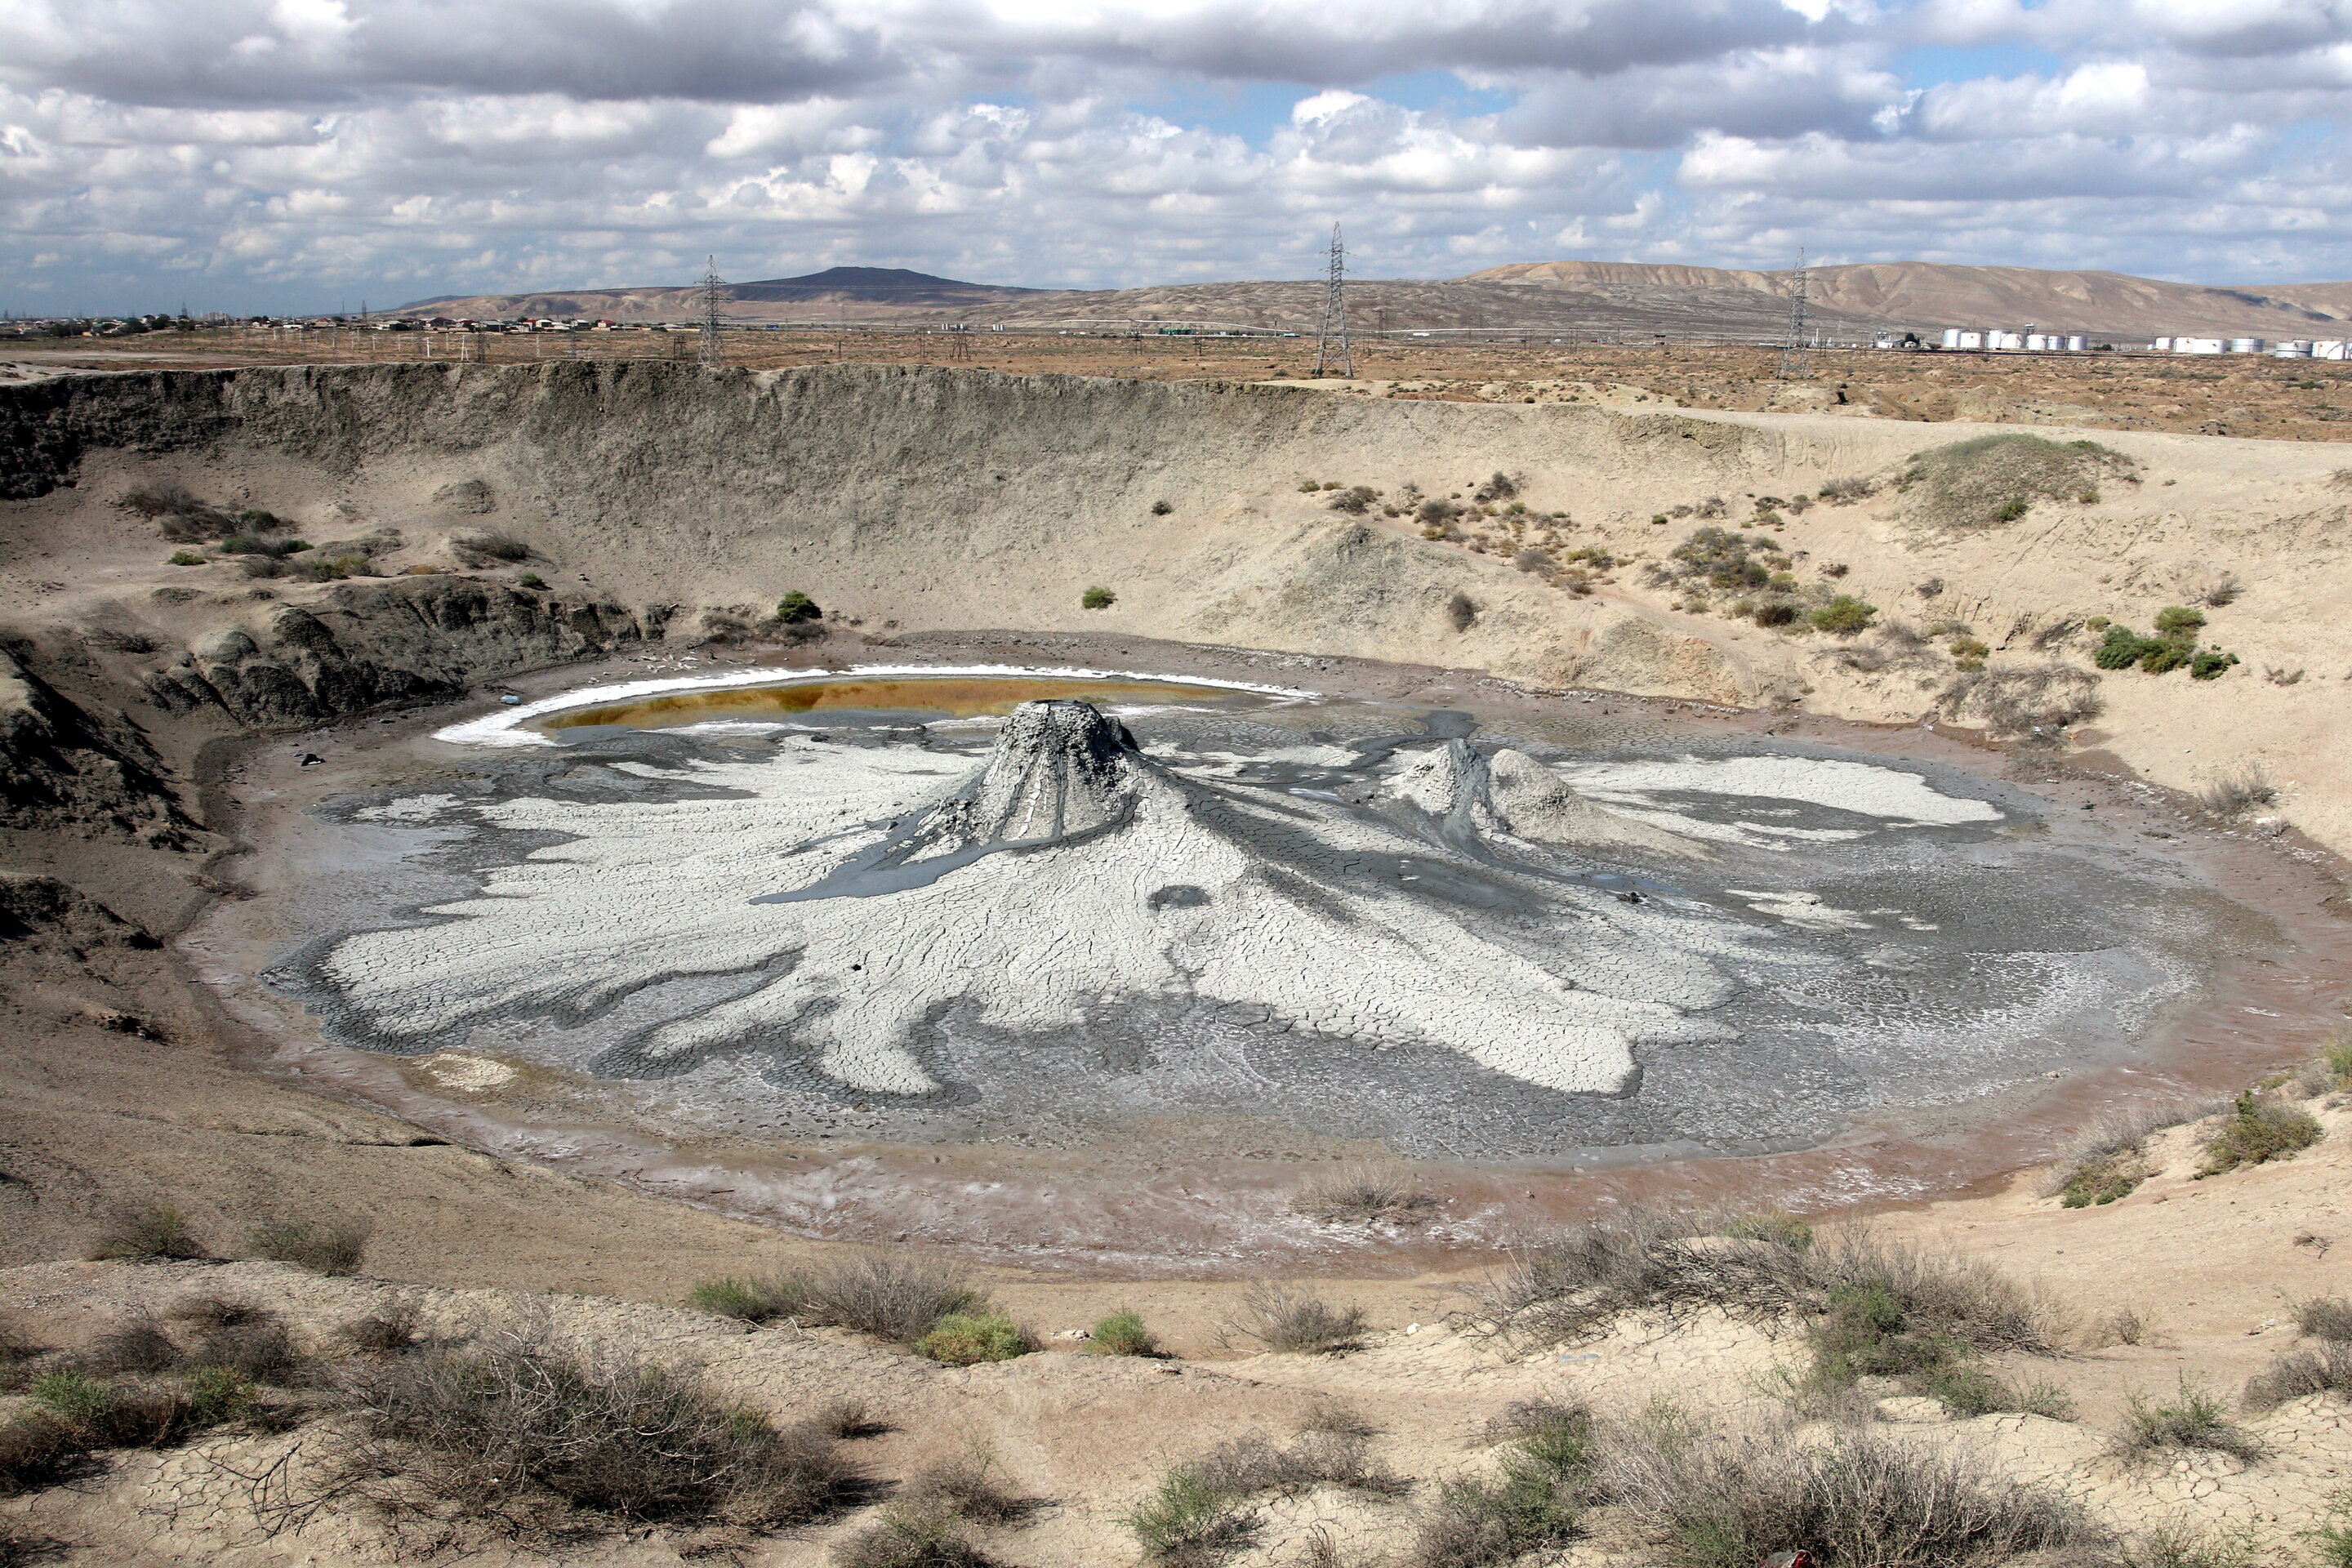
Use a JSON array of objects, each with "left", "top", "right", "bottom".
[{"left": 537, "top": 675, "right": 1254, "bottom": 733}]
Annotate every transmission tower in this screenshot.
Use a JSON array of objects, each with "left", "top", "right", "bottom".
[
  {"left": 1778, "top": 248, "right": 1811, "bottom": 381},
  {"left": 1313, "top": 222, "right": 1352, "bottom": 378},
  {"left": 697, "top": 256, "right": 727, "bottom": 368}
]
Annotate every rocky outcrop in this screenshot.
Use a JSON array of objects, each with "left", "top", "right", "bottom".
[
  {"left": 141, "top": 574, "right": 652, "bottom": 727},
  {"left": 0, "top": 651, "right": 202, "bottom": 848}
]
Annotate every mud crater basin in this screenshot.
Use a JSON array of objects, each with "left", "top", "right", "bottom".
[{"left": 245, "top": 666, "right": 2272, "bottom": 1188}]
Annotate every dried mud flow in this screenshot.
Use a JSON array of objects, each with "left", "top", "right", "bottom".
[{"left": 154, "top": 642, "right": 2346, "bottom": 1276}]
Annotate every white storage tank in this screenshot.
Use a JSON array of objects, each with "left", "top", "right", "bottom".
[
  {"left": 1989, "top": 330, "right": 2025, "bottom": 350},
  {"left": 2025, "top": 333, "right": 2051, "bottom": 351},
  {"left": 2230, "top": 338, "right": 2265, "bottom": 354},
  {"left": 2065, "top": 336, "right": 2087, "bottom": 351},
  {"left": 1941, "top": 328, "right": 1965, "bottom": 349},
  {"left": 2275, "top": 341, "right": 2315, "bottom": 358},
  {"left": 2316, "top": 341, "right": 2350, "bottom": 360},
  {"left": 2175, "top": 337, "right": 2225, "bottom": 354},
  {"left": 2152, "top": 336, "right": 2175, "bottom": 351},
  {"left": 1957, "top": 330, "right": 1984, "bottom": 350}
]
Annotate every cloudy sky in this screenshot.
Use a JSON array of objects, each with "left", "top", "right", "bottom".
[{"left": 4, "top": 0, "right": 2350, "bottom": 314}]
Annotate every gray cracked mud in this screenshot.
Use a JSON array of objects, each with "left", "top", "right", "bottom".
[{"left": 268, "top": 693, "right": 2247, "bottom": 1160}]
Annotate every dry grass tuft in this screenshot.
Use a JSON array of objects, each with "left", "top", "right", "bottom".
[
  {"left": 2300, "top": 1298, "right": 2352, "bottom": 1343},
  {"left": 249, "top": 1218, "right": 372, "bottom": 1276},
  {"left": 1605, "top": 1408, "right": 2090, "bottom": 1568},
  {"left": 1126, "top": 1430, "right": 1407, "bottom": 1564},
  {"left": 2195, "top": 768, "right": 2278, "bottom": 820},
  {"left": 87, "top": 1203, "right": 205, "bottom": 1262},
  {"left": 1896, "top": 434, "right": 2136, "bottom": 531},
  {"left": 2113, "top": 1377, "right": 2265, "bottom": 1463},
  {"left": 2038, "top": 1100, "right": 2225, "bottom": 1207},
  {"left": 337, "top": 1330, "right": 852, "bottom": 1534},
  {"left": 1221, "top": 1283, "right": 1366, "bottom": 1355},
  {"left": 2243, "top": 1342, "right": 2352, "bottom": 1411},
  {"left": 1290, "top": 1163, "right": 1439, "bottom": 1226},
  {"left": 1938, "top": 663, "right": 2105, "bottom": 740},
  {"left": 688, "top": 1253, "right": 986, "bottom": 1343}
]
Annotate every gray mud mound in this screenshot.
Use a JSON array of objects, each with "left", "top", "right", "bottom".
[{"left": 266, "top": 696, "right": 2247, "bottom": 1160}]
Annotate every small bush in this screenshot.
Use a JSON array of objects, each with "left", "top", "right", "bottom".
[
  {"left": 832, "top": 1498, "right": 991, "bottom": 1568},
  {"left": 181, "top": 1363, "right": 259, "bottom": 1426},
  {"left": 29, "top": 1371, "right": 196, "bottom": 1449},
  {"left": 1819, "top": 476, "right": 1874, "bottom": 503},
  {"left": 250, "top": 1218, "right": 371, "bottom": 1276},
  {"left": 2198, "top": 1090, "right": 2321, "bottom": 1176},
  {"left": 0, "top": 1410, "right": 83, "bottom": 1494},
  {"left": 1224, "top": 1283, "right": 1365, "bottom": 1355},
  {"left": 1896, "top": 434, "right": 2136, "bottom": 532},
  {"left": 2189, "top": 648, "right": 2240, "bottom": 680},
  {"left": 1473, "top": 472, "right": 1517, "bottom": 503},
  {"left": 2115, "top": 1376, "right": 2264, "bottom": 1462},
  {"left": 2308, "top": 1495, "right": 2352, "bottom": 1568},
  {"left": 1151, "top": 499, "right": 1174, "bottom": 515},
  {"left": 517, "top": 571, "right": 546, "bottom": 589},
  {"left": 1080, "top": 585, "right": 1116, "bottom": 609},
  {"left": 1128, "top": 1431, "right": 1405, "bottom": 1561},
  {"left": 777, "top": 591, "right": 821, "bottom": 623},
  {"left": 1606, "top": 1410, "right": 2088, "bottom": 1568},
  {"left": 1922, "top": 1363, "right": 2075, "bottom": 1420},
  {"left": 688, "top": 1276, "right": 796, "bottom": 1321},
  {"left": 694, "top": 1253, "right": 984, "bottom": 1341},
  {"left": 452, "top": 530, "right": 529, "bottom": 564},
  {"left": 2301, "top": 1297, "right": 2352, "bottom": 1343},
  {"left": 1327, "top": 486, "right": 1379, "bottom": 514},
  {"left": 1091, "top": 1309, "right": 1159, "bottom": 1357},
  {"left": 915, "top": 1313, "right": 1031, "bottom": 1365},
  {"left": 1808, "top": 595, "right": 1878, "bottom": 636},
  {"left": 167, "top": 1296, "right": 300, "bottom": 1383},
  {"left": 906, "top": 1447, "right": 1028, "bottom": 1525},
  {"left": 1940, "top": 662, "right": 2105, "bottom": 738},
  {"left": 341, "top": 1301, "right": 425, "bottom": 1357},
  {"left": 813, "top": 1398, "right": 886, "bottom": 1437},
  {"left": 167, "top": 549, "right": 206, "bottom": 565},
  {"left": 1290, "top": 1163, "right": 1438, "bottom": 1226},
  {"left": 2245, "top": 1341, "right": 2352, "bottom": 1411},
  {"left": 77, "top": 1318, "right": 183, "bottom": 1375},
  {"left": 341, "top": 1333, "right": 850, "bottom": 1528},
  {"left": 2059, "top": 1151, "right": 2150, "bottom": 1208},
  {"left": 1299, "top": 1401, "right": 1379, "bottom": 1437},
  {"left": 88, "top": 1203, "right": 204, "bottom": 1262},
  {"left": 2154, "top": 604, "right": 2207, "bottom": 637},
  {"left": 1410, "top": 1403, "right": 1595, "bottom": 1568},
  {"left": 2197, "top": 768, "right": 2277, "bottom": 818},
  {"left": 121, "top": 481, "right": 207, "bottom": 518},
  {"left": 1125, "top": 1461, "right": 1258, "bottom": 1563},
  {"left": 219, "top": 532, "right": 309, "bottom": 558}
]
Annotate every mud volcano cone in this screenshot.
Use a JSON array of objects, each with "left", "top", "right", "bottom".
[{"left": 925, "top": 698, "right": 1149, "bottom": 848}]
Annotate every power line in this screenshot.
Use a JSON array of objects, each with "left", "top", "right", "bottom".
[
  {"left": 698, "top": 256, "right": 727, "bottom": 368},
  {"left": 1777, "top": 247, "right": 1811, "bottom": 381},
  {"left": 1313, "top": 222, "right": 1352, "bottom": 379}
]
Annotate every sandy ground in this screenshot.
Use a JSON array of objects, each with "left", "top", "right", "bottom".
[{"left": 6, "top": 1091, "right": 2352, "bottom": 1566}]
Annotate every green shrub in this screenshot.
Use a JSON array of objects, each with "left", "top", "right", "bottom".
[
  {"left": 2189, "top": 648, "right": 2240, "bottom": 680},
  {"left": 776, "top": 591, "right": 821, "bottom": 624},
  {"left": 1994, "top": 497, "right": 2030, "bottom": 522},
  {"left": 915, "top": 1314, "right": 1031, "bottom": 1365},
  {"left": 2154, "top": 605, "right": 2207, "bottom": 636},
  {"left": 180, "top": 1364, "right": 258, "bottom": 1426},
  {"left": 1091, "top": 1310, "right": 1158, "bottom": 1357},
  {"left": 1125, "top": 1460, "right": 1258, "bottom": 1562},
  {"left": 1415, "top": 1399, "right": 1602, "bottom": 1564},
  {"left": 1922, "top": 1364, "right": 2074, "bottom": 1420},
  {"left": 87, "top": 1204, "right": 204, "bottom": 1262},
  {"left": 1807, "top": 595, "right": 1878, "bottom": 635},
  {"left": 832, "top": 1497, "right": 991, "bottom": 1567},
  {"left": 2060, "top": 1150, "right": 2150, "bottom": 1208},
  {"left": 167, "top": 550, "right": 205, "bottom": 566},
  {"left": 689, "top": 1254, "right": 981, "bottom": 1340},
  {"left": 249, "top": 1219, "right": 370, "bottom": 1276},
  {"left": 517, "top": 572, "right": 546, "bottom": 590},
  {"left": 2306, "top": 1494, "right": 2352, "bottom": 1568},
  {"left": 1080, "top": 586, "right": 1116, "bottom": 610},
  {"left": 2115, "top": 1376, "right": 2264, "bottom": 1462},
  {"left": 2095, "top": 626, "right": 2154, "bottom": 668},
  {"left": 2198, "top": 1090, "right": 2321, "bottom": 1177},
  {"left": 2139, "top": 639, "right": 2193, "bottom": 674}
]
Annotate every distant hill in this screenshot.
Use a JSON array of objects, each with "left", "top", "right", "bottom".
[
  {"left": 1458, "top": 260, "right": 2352, "bottom": 339},
  {"left": 400, "top": 258, "right": 2352, "bottom": 342},
  {"left": 395, "top": 266, "right": 1040, "bottom": 323}
]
